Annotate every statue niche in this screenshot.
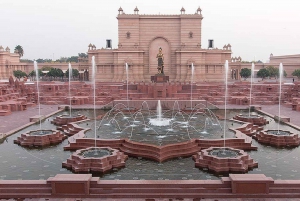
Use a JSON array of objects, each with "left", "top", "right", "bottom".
[
  {"left": 151, "top": 47, "right": 169, "bottom": 83},
  {"left": 156, "top": 47, "right": 164, "bottom": 74}
]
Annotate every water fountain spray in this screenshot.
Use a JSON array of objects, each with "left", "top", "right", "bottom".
[
  {"left": 157, "top": 100, "right": 162, "bottom": 122},
  {"left": 68, "top": 63, "right": 72, "bottom": 117},
  {"left": 125, "top": 63, "right": 129, "bottom": 108},
  {"left": 92, "top": 56, "right": 97, "bottom": 149},
  {"left": 191, "top": 63, "right": 194, "bottom": 109},
  {"left": 277, "top": 63, "right": 283, "bottom": 134},
  {"left": 223, "top": 60, "right": 229, "bottom": 148},
  {"left": 249, "top": 62, "right": 254, "bottom": 117},
  {"left": 34, "top": 61, "right": 42, "bottom": 130}
]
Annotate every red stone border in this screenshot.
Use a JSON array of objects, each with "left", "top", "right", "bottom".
[
  {"left": 2, "top": 173, "right": 300, "bottom": 198},
  {"left": 62, "top": 147, "right": 128, "bottom": 173},
  {"left": 193, "top": 147, "right": 258, "bottom": 173},
  {"left": 61, "top": 120, "right": 257, "bottom": 162},
  {"left": 235, "top": 122, "right": 263, "bottom": 137},
  {"left": 233, "top": 114, "right": 268, "bottom": 126},
  {"left": 64, "top": 136, "right": 257, "bottom": 162},
  {"left": 51, "top": 114, "right": 87, "bottom": 126},
  {"left": 254, "top": 130, "right": 300, "bottom": 147},
  {"left": 13, "top": 129, "right": 67, "bottom": 147}
]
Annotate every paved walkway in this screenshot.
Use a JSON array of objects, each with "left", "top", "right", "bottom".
[
  {"left": 0, "top": 105, "right": 58, "bottom": 134},
  {"left": 260, "top": 104, "right": 300, "bottom": 126},
  {"left": 219, "top": 104, "right": 300, "bottom": 127},
  {"left": 1, "top": 103, "right": 300, "bottom": 136}
]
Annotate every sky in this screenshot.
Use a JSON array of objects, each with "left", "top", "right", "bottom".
[{"left": 0, "top": 0, "right": 299, "bottom": 62}]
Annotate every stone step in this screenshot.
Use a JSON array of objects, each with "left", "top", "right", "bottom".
[
  {"left": 89, "top": 187, "right": 232, "bottom": 194},
  {"left": 0, "top": 188, "right": 51, "bottom": 194}
]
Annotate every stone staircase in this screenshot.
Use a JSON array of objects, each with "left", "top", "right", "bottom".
[{"left": 119, "top": 139, "right": 200, "bottom": 162}]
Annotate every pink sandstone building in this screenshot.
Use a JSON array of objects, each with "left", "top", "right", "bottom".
[
  {"left": 2, "top": 7, "right": 300, "bottom": 200},
  {"left": 88, "top": 7, "right": 238, "bottom": 82},
  {"left": 0, "top": 46, "right": 28, "bottom": 79},
  {"left": 0, "top": 46, "right": 89, "bottom": 80},
  {"left": 1, "top": 7, "right": 300, "bottom": 82}
]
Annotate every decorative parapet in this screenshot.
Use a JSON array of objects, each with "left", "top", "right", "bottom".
[
  {"left": 62, "top": 147, "right": 128, "bottom": 173},
  {"left": 254, "top": 129, "right": 300, "bottom": 147},
  {"left": 51, "top": 114, "right": 87, "bottom": 126},
  {"left": 193, "top": 147, "right": 258, "bottom": 174},
  {"left": 14, "top": 129, "right": 67, "bottom": 147},
  {"left": 233, "top": 113, "right": 268, "bottom": 126}
]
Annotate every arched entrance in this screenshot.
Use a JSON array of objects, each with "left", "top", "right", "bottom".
[{"left": 149, "top": 37, "right": 170, "bottom": 76}]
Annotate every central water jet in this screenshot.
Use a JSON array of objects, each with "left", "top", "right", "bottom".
[{"left": 149, "top": 100, "right": 171, "bottom": 126}]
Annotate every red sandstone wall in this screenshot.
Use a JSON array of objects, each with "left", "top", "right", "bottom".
[
  {"left": 270, "top": 54, "right": 300, "bottom": 64},
  {"left": 1, "top": 174, "right": 300, "bottom": 199},
  {"left": 92, "top": 14, "right": 236, "bottom": 82}
]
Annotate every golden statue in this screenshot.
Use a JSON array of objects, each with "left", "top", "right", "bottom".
[{"left": 156, "top": 47, "right": 164, "bottom": 74}]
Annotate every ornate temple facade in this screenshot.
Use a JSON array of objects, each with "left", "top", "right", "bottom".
[
  {"left": 0, "top": 46, "right": 89, "bottom": 80},
  {"left": 0, "top": 46, "right": 29, "bottom": 79},
  {"left": 269, "top": 54, "right": 300, "bottom": 76},
  {"left": 88, "top": 7, "right": 239, "bottom": 82},
  {"left": 1, "top": 7, "right": 300, "bottom": 81}
]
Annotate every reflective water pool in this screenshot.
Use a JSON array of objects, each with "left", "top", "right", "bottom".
[{"left": 0, "top": 108, "right": 299, "bottom": 181}]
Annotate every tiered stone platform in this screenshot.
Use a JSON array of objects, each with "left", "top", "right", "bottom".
[
  {"left": 61, "top": 118, "right": 258, "bottom": 162},
  {"left": 51, "top": 114, "right": 87, "bottom": 126},
  {"left": 254, "top": 130, "right": 300, "bottom": 147},
  {"left": 64, "top": 136, "right": 256, "bottom": 162},
  {"left": 2, "top": 80, "right": 300, "bottom": 115},
  {"left": 38, "top": 82, "right": 115, "bottom": 105},
  {"left": 193, "top": 147, "right": 258, "bottom": 174},
  {"left": 14, "top": 129, "right": 67, "bottom": 147},
  {"left": 62, "top": 147, "right": 128, "bottom": 173},
  {"left": 0, "top": 81, "right": 35, "bottom": 116},
  {"left": 119, "top": 139, "right": 200, "bottom": 162},
  {"left": 235, "top": 123, "right": 264, "bottom": 137},
  {"left": 57, "top": 122, "right": 89, "bottom": 136},
  {"left": 233, "top": 113, "right": 268, "bottom": 126},
  {"left": 150, "top": 75, "right": 169, "bottom": 83}
]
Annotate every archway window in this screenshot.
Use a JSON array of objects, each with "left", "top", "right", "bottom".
[{"left": 126, "top": 32, "right": 131, "bottom": 39}]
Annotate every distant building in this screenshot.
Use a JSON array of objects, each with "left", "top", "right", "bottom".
[
  {"left": 88, "top": 7, "right": 240, "bottom": 82},
  {"left": 0, "top": 46, "right": 30, "bottom": 79},
  {"left": 1, "top": 7, "right": 300, "bottom": 81},
  {"left": 269, "top": 54, "right": 300, "bottom": 76},
  {"left": 0, "top": 47, "right": 89, "bottom": 80}
]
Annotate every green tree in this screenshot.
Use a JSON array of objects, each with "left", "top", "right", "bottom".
[
  {"left": 20, "top": 59, "right": 33, "bottom": 63},
  {"left": 55, "top": 57, "right": 68, "bottom": 63},
  {"left": 78, "top": 53, "right": 88, "bottom": 58},
  {"left": 239, "top": 68, "right": 251, "bottom": 80},
  {"left": 46, "top": 67, "right": 55, "bottom": 80},
  {"left": 266, "top": 66, "right": 278, "bottom": 78},
  {"left": 257, "top": 68, "right": 270, "bottom": 80},
  {"left": 266, "top": 66, "right": 287, "bottom": 79},
  {"left": 72, "top": 69, "right": 79, "bottom": 78},
  {"left": 14, "top": 45, "right": 24, "bottom": 58},
  {"left": 28, "top": 69, "right": 42, "bottom": 81},
  {"left": 66, "top": 56, "right": 79, "bottom": 63},
  {"left": 65, "top": 69, "right": 79, "bottom": 80},
  {"left": 292, "top": 69, "right": 300, "bottom": 80},
  {"left": 42, "top": 66, "right": 53, "bottom": 71},
  {"left": 56, "top": 68, "right": 64, "bottom": 80},
  {"left": 36, "top": 58, "right": 52, "bottom": 63},
  {"left": 13, "top": 70, "right": 27, "bottom": 80},
  {"left": 279, "top": 69, "right": 287, "bottom": 77},
  {"left": 47, "top": 68, "right": 64, "bottom": 81}
]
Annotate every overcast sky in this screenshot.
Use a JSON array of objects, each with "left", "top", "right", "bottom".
[{"left": 1, "top": 0, "right": 299, "bottom": 62}]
